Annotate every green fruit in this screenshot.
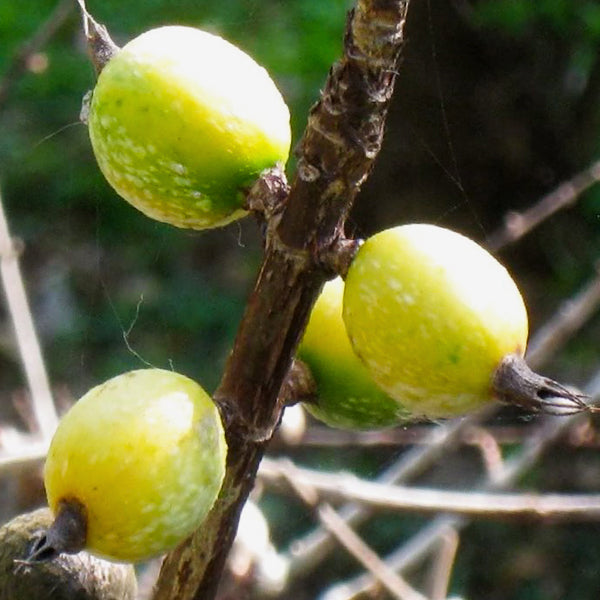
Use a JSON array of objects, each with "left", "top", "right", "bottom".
[
  {"left": 44, "top": 369, "right": 227, "bottom": 562},
  {"left": 88, "top": 25, "right": 291, "bottom": 229},
  {"left": 298, "top": 277, "right": 411, "bottom": 429},
  {"left": 343, "top": 224, "right": 529, "bottom": 418}
]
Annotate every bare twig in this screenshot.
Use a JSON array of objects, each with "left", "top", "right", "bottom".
[
  {"left": 0, "top": 186, "right": 58, "bottom": 440},
  {"left": 525, "top": 262, "right": 600, "bottom": 369},
  {"left": 427, "top": 529, "right": 459, "bottom": 600},
  {"left": 259, "top": 456, "right": 600, "bottom": 520},
  {"left": 318, "top": 504, "right": 428, "bottom": 600},
  {"left": 486, "top": 159, "right": 600, "bottom": 252},
  {"left": 275, "top": 459, "right": 427, "bottom": 600},
  {"left": 0, "top": 431, "right": 48, "bottom": 474},
  {"left": 321, "top": 369, "right": 600, "bottom": 599},
  {"left": 286, "top": 413, "right": 488, "bottom": 577},
  {"left": 0, "top": 0, "right": 74, "bottom": 108}
]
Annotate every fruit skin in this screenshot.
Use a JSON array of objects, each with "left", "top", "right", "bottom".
[
  {"left": 298, "top": 277, "right": 411, "bottom": 429},
  {"left": 44, "top": 369, "right": 227, "bottom": 562},
  {"left": 343, "top": 224, "right": 528, "bottom": 418},
  {"left": 88, "top": 25, "right": 291, "bottom": 229},
  {"left": 0, "top": 508, "right": 137, "bottom": 600}
]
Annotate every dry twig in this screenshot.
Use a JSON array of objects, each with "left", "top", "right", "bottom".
[
  {"left": 321, "top": 369, "right": 600, "bottom": 599},
  {"left": 0, "top": 186, "right": 57, "bottom": 441},
  {"left": 486, "top": 159, "right": 600, "bottom": 252},
  {"left": 259, "top": 456, "right": 600, "bottom": 521}
]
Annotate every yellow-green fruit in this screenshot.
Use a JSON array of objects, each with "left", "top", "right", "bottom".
[
  {"left": 44, "top": 369, "right": 227, "bottom": 562},
  {"left": 88, "top": 25, "right": 291, "bottom": 229},
  {"left": 298, "top": 277, "right": 411, "bottom": 429},
  {"left": 343, "top": 224, "right": 528, "bottom": 418}
]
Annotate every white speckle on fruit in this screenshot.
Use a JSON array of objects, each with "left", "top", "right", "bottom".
[
  {"left": 170, "top": 162, "right": 186, "bottom": 175},
  {"left": 132, "top": 145, "right": 147, "bottom": 158},
  {"left": 174, "top": 176, "right": 192, "bottom": 187}
]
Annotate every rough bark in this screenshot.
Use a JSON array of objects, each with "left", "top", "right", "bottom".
[{"left": 152, "top": 1, "right": 411, "bottom": 598}]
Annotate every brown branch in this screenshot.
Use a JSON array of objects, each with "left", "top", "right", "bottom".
[
  {"left": 0, "top": 0, "right": 73, "bottom": 109},
  {"left": 317, "top": 504, "right": 428, "bottom": 600},
  {"left": 322, "top": 368, "right": 600, "bottom": 599},
  {"left": 526, "top": 262, "right": 600, "bottom": 368},
  {"left": 152, "top": 2, "right": 412, "bottom": 598},
  {"left": 259, "top": 456, "right": 600, "bottom": 521}
]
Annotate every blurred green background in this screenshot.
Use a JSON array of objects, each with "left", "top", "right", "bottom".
[{"left": 1, "top": 1, "right": 600, "bottom": 599}]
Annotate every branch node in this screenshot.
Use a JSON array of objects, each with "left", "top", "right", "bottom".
[{"left": 317, "top": 236, "right": 363, "bottom": 279}]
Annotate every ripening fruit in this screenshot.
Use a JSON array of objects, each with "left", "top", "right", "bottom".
[
  {"left": 88, "top": 25, "right": 291, "bottom": 229},
  {"left": 298, "top": 277, "right": 410, "bottom": 429},
  {"left": 343, "top": 224, "right": 528, "bottom": 418},
  {"left": 43, "top": 369, "right": 227, "bottom": 563}
]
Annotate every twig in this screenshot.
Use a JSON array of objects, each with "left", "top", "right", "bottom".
[
  {"left": 0, "top": 431, "right": 48, "bottom": 474},
  {"left": 320, "top": 368, "right": 600, "bottom": 599},
  {"left": 0, "top": 0, "right": 74, "bottom": 108},
  {"left": 0, "top": 185, "right": 58, "bottom": 441},
  {"left": 259, "top": 456, "right": 600, "bottom": 521},
  {"left": 318, "top": 504, "right": 428, "bottom": 600},
  {"left": 427, "top": 529, "right": 459, "bottom": 600},
  {"left": 525, "top": 262, "right": 600, "bottom": 369},
  {"left": 286, "top": 413, "right": 488, "bottom": 577},
  {"left": 486, "top": 159, "right": 600, "bottom": 252},
  {"left": 276, "top": 459, "right": 427, "bottom": 600}
]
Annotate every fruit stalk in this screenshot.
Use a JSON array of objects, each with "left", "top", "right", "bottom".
[
  {"left": 153, "top": 1, "right": 412, "bottom": 599},
  {"left": 76, "top": 1, "right": 119, "bottom": 75}
]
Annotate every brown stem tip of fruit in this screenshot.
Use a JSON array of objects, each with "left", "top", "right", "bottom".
[
  {"left": 24, "top": 499, "right": 87, "bottom": 563},
  {"left": 493, "top": 354, "right": 592, "bottom": 416},
  {"left": 76, "top": 0, "right": 119, "bottom": 76}
]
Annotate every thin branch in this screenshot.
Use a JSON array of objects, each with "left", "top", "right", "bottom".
[
  {"left": 277, "top": 459, "right": 427, "bottom": 600},
  {"left": 259, "top": 456, "right": 600, "bottom": 521},
  {"left": 486, "top": 159, "right": 600, "bottom": 252},
  {"left": 0, "top": 186, "right": 58, "bottom": 441},
  {"left": 321, "top": 369, "right": 600, "bottom": 599},
  {"left": 526, "top": 262, "right": 600, "bottom": 369},
  {"left": 318, "top": 504, "right": 428, "bottom": 600},
  {"left": 0, "top": 0, "right": 74, "bottom": 109},
  {"left": 285, "top": 412, "right": 486, "bottom": 578},
  {"left": 0, "top": 432, "right": 48, "bottom": 474},
  {"left": 427, "top": 529, "right": 459, "bottom": 600}
]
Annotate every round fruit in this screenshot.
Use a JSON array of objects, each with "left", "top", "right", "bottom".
[
  {"left": 298, "top": 277, "right": 411, "bottom": 429},
  {"left": 44, "top": 369, "right": 227, "bottom": 562},
  {"left": 343, "top": 224, "right": 528, "bottom": 418},
  {"left": 88, "top": 25, "right": 291, "bottom": 229},
  {"left": 0, "top": 509, "right": 137, "bottom": 600}
]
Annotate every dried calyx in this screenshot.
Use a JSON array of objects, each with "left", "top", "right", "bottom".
[
  {"left": 24, "top": 499, "right": 87, "bottom": 563},
  {"left": 493, "top": 353, "right": 592, "bottom": 416}
]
